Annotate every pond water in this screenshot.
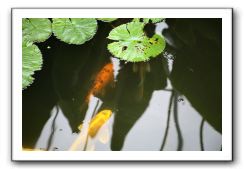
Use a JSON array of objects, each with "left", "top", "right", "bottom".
[{"left": 22, "top": 18, "right": 222, "bottom": 151}]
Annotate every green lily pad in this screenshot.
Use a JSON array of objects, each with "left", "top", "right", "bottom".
[
  {"left": 107, "top": 22, "right": 166, "bottom": 62},
  {"left": 22, "top": 41, "right": 43, "bottom": 89},
  {"left": 22, "top": 18, "right": 52, "bottom": 43},
  {"left": 97, "top": 18, "right": 118, "bottom": 22},
  {"left": 52, "top": 18, "right": 97, "bottom": 45}
]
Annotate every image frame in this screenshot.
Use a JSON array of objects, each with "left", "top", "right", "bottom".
[{"left": 11, "top": 8, "right": 233, "bottom": 162}]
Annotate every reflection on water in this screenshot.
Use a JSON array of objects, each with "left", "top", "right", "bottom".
[{"left": 22, "top": 19, "right": 222, "bottom": 151}]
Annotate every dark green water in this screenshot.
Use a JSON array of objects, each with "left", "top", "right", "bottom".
[{"left": 22, "top": 18, "right": 222, "bottom": 151}]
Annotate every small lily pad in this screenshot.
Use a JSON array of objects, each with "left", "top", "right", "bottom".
[
  {"left": 52, "top": 18, "right": 98, "bottom": 45},
  {"left": 22, "top": 18, "right": 52, "bottom": 43}
]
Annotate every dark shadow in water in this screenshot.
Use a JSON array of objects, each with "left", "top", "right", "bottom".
[
  {"left": 22, "top": 37, "right": 58, "bottom": 148},
  {"left": 163, "top": 18, "right": 222, "bottom": 133},
  {"left": 110, "top": 56, "right": 167, "bottom": 151},
  {"left": 51, "top": 21, "right": 113, "bottom": 133}
]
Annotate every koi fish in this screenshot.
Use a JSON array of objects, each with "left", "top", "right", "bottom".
[
  {"left": 79, "top": 62, "right": 114, "bottom": 113},
  {"left": 69, "top": 109, "right": 112, "bottom": 151},
  {"left": 86, "top": 63, "right": 114, "bottom": 102},
  {"left": 78, "top": 109, "right": 112, "bottom": 137}
]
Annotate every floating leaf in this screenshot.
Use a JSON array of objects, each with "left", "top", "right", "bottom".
[
  {"left": 144, "top": 34, "right": 166, "bottom": 58},
  {"left": 22, "top": 41, "right": 43, "bottom": 89},
  {"left": 107, "top": 22, "right": 165, "bottom": 62},
  {"left": 97, "top": 18, "right": 118, "bottom": 22},
  {"left": 52, "top": 18, "right": 97, "bottom": 45},
  {"left": 132, "top": 18, "right": 140, "bottom": 22},
  {"left": 22, "top": 18, "right": 52, "bottom": 43}
]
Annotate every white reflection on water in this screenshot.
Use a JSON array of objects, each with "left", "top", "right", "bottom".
[{"left": 35, "top": 90, "right": 221, "bottom": 151}]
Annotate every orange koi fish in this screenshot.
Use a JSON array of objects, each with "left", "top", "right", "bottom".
[{"left": 85, "top": 62, "right": 114, "bottom": 102}]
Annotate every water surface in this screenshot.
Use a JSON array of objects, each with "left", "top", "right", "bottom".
[{"left": 22, "top": 18, "right": 222, "bottom": 151}]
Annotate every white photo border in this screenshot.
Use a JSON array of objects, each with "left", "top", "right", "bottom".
[{"left": 11, "top": 8, "right": 233, "bottom": 161}]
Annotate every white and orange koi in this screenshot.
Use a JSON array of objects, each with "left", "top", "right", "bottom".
[
  {"left": 78, "top": 109, "right": 112, "bottom": 137},
  {"left": 69, "top": 109, "right": 112, "bottom": 151}
]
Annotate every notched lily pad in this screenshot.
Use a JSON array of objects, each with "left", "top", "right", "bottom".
[
  {"left": 22, "top": 40, "right": 43, "bottom": 89},
  {"left": 144, "top": 34, "right": 166, "bottom": 57},
  {"left": 107, "top": 22, "right": 166, "bottom": 62},
  {"left": 22, "top": 18, "right": 52, "bottom": 43},
  {"left": 52, "top": 18, "right": 98, "bottom": 45}
]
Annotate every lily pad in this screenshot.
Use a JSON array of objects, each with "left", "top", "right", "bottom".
[
  {"left": 52, "top": 18, "right": 97, "bottom": 45},
  {"left": 22, "top": 41, "right": 43, "bottom": 89},
  {"left": 97, "top": 18, "right": 118, "bottom": 22},
  {"left": 22, "top": 18, "right": 52, "bottom": 43},
  {"left": 107, "top": 22, "right": 165, "bottom": 62}
]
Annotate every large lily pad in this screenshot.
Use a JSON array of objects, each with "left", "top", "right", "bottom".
[
  {"left": 52, "top": 18, "right": 97, "bottom": 45},
  {"left": 107, "top": 22, "right": 165, "bottom": 62},
  {"left": 22, "top": 18, "right": 52, "bottom": 43},
  {"left": 22, "top": 41, "right": 43, "bottom": 89}
]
